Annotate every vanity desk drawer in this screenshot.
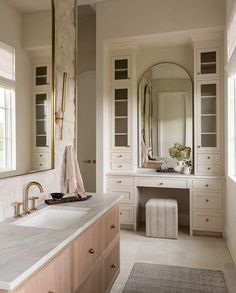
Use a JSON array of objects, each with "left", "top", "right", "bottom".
[
  {"left": 111, "top": 152, "right": 132, "bottom": 161},
  {"left": 192, "top": 191, "right": 223, "bottom": 210},
  {"left": 108, "top": 177, "right": 134, "bottom": 186},
  {"left": 197, "top": 153, "right": 221, "bottom": 162},
  {"left": 192, "top": 179, "right": 223, "bottom": 191},
  {"left": 111, "top": 162, "right": 132, "bottom": 171},
  {"left": 137, "top": 178, "right": 188, "bottom": 189},
  {"left": 196, "top": 164, "right": 221, "bottom": 175},
  {"left": 193, "top": 210, "right": 223, "bottom": 231},
  {"left": 108, "top": 187, "right": 134, "bottom": 204}
]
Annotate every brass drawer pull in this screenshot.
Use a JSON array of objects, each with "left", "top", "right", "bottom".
[
  {"left": 120, "top": 212, "right": 122, "bottom": 215},
  {"left": 118, "top": 155, "right": 122, "bottom": 158},
  {"left": 118, "top": 165, "right": 122, "bottom": 168},
  {"left": 206, "top": 218, "right": 209, "bottom": 222},
  {"left": 205, "top": 184, "right": 209, "bottom": 187},
  {"left": 207, "top": 167, "right": 211, "bottom": 170},
  {"left": 111, "top": 224, "right": 116, "bottom": 229},
  {"left": 207, "top": 156, "right": 210, "bottom": 159},
  {"left": 111, "top": 264, "right": 116, "bottom": 268},
  {"left": 117, "top": 180, "right": 122, "bottom": 183},
  {"left": 205, "top": 199, "right": 209, "bottom": 202},
  {"left": 159, "top": 182, "right": 163, "bottom": 185},
  {"left": 89, "top": 248, "right": 95, "bottom": 254}
]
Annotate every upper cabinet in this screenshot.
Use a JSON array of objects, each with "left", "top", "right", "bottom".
[
  {"left": 112, "top": 56, "right": 131, "bottom": 83},
  {"left": 196, "top": 48, "right": 220, "bottom": 79},
  {"left": 33, "top": 64, "right": 50, "bottom": 89}
]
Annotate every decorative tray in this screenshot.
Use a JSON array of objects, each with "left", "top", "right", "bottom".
[{"left": 45, "top": 195, "right": 92, "bottom": 205}]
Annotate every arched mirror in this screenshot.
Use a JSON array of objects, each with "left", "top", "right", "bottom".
[
  {"left": 139, "top": 62, "right": 193, "bottom": 169},
  {"left": 0, "top": 0, "right": 55, "bottom": 179}
]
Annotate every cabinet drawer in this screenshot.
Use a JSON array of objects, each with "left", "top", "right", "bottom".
[
  {"left": 72, "top": 219, "right": 102, "bottom": 291},
  {"left": 108, "top": 187, "right": 134, "bottom": 204},
  {"left": 32, "top": 152, "right": 49, "bottom": 161},
  {"left": 79, "top": 264, "right": 103, "bottom": 293},
  {"left": 192, "top": 192, "right": 222, "bottom": 210},
  {"left": 108, "top": 177, "right": 134, "bottom": 186},
  {"left": 196, "top": 164, "right": 221, "bottom": 175},
  {"left": 104, "top": 239, "right": 120, "bottom": 292},
  {"left": 197, "top": 153, "right": 221, "bottom": 162},
  {"left": 137, "top": 178, "right": 187, "bottom": 189},
  {"left": 111, "top": 152, "right": 132, "bottom": 161},
  {"left": 102, "top": 205, "right": 119, "bottom": 250},
  {"left": 192, "top": 179, "right": 223, "bottom": 191},
  {"left": 32, "top": 160, "right": 49, "bottom": 170},
  {"left": 120, "top": 205, "right": 134, "bottom": 224},
  {"left": 111, "top": 162, "right": 132, "bottom": 170},
  {"left": 193, "top": 210, "right": 223, "bottom": 231}
]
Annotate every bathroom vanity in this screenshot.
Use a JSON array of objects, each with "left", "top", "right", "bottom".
[
  {"left": 0, "top": 194, "right": 121, "bottom": 293},
  {"left": 105, "top": 32, "right": 225, "bottom": 236}
]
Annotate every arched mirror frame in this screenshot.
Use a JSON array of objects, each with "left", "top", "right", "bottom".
[{"left": 138, "top": 62, "right": 194, "bottom": 169}]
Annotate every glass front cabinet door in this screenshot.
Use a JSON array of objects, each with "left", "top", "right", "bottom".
[
  {"left": 112, "top": 86, "right": 131, "bottom": 149},
  {"left": 196, "top": 80, "right": 220, "bottom": 151},
  {"left": 196, "top": 48, "right": 220, "bottom": 79},
  {"left": 112, "top": 56, "right": 131, "bottom": 83}
]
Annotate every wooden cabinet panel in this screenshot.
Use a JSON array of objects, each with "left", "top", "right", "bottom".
[
  {"left": 102, "top": 205, "right": 119, "bottom": 250},
  {"left": 79, "top": 264, "right": 103, "bottom": 293},
  {"left": 72, "top": 219, "right": 102, "bottom": 291}
]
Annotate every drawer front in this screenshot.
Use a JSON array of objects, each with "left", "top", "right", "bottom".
[
  {"left": 196, "top": 164, "right": 221, "bottom": 175},
  {"left": 193, "top": 210, "right": 223, "bottom": 231},
  {"left": 111, "top": 152, "right": 132, "bottom": 161},
  {"left": 138, "top": 178, "right": 187, "bottom": 189},
  {"left": 111, "top": 162, "right": 132, "bottom": 170},
  {"left": 32, "top": 152, "right": 49, "bottom": 161},
  {"left": 108, "top": 187, "right": 134, "bottom": 204},
  {"left": 104, "top": 239, "right": 120, "bottom": 292},
  {"left": 120, "top": 205, "right": 134, "bottom": 224},
  {"left": 32, "top": 160, "right": 49, "bottom": 170},
  {"left": 108, "top": 177, "right": 134, "bottom": 186},
  {"left": 197, "top": 153, "right": 221, "bottom": 162},
  {"left": 79, "top": 264, "right": 103, "bottom": 293},
  {"left": 192, "top": 192, "right": 222, "bottom": 210},
  {"left": 192, "top": 179, "right": 223, "bottom": 191},
  {"left": 102, "top": 205, "right": 120, "bottom": 250},
  {"left": 72, "top": 219, "right": 102, "bottom": 290}
]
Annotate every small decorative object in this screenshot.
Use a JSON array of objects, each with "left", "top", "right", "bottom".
[
  {"left": 183, "top": 160, "right": 192, "bottom": 175},
  {"left": 50, "top": 192, "right": 65, "bottom": 200},
  {"left": 161, "top": 159, "right": 168, "bottom": 171},
  {"left": 169, "top": 143, "right": 191, "bottom": 173}
]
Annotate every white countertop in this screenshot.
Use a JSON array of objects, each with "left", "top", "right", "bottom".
[{"left": 0, "top": 193, "right": 122, "bottom": 291}]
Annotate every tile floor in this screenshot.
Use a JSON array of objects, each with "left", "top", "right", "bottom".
[{"left": 111, "top": 228, "right": 236, "bottom": 293}]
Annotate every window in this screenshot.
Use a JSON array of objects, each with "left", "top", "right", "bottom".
[{"left": 0, "top": 41, "right": 16, "bottom": 171}]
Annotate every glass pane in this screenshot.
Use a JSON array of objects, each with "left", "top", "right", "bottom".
[
  {"left": 36, "top": 93, "right": 47, "bottom": 104},
  {"left": 115, "top": 101, "right": 127, "bottom": 116},
  {"left": 201, "top": 98, "right": 216, "bottom": 114},
  {"left": 115, "top": 70, "right": 128, "bottom": 80},
  {"left": 201, "top": 84, "right": 216, "bottom": 96},
  {"left": 115, "top": 88, "right": 128, "bottom": 100},
  {"left": 115, "top": 59, "right": 128, "bottom": 70},
  {"left": 36, "top": 66, "right": 47, "bottom": 76},
  {"left": 36, "top": 106, "right": 47, "bottom": 119},
  {"left": 200, "top": 51, "right": 216, "bottom": 74},
  {"left": 115, "top": 135, "right": 127, "bottom": 147},
  {"left": 201, "top": 116, "right": 216, "bottom": 133},
  {"left": 0, "top": 87, "right": 5, "bottom": 108},
  {"left": 201, "top": 134, "right": 216, "bottom": 147},
  {"left": 36, "top": 76, "right": 47, "bottom": 86},
  {"left": 0, "top": 108, "right": 6, "bottom": 168},
  {"left": 0, "top": 41, "right": 15, "bottom": 80},
  {"left": 36, "top": 121, "right": 47, "bottom": 135},
  {"left": 36, "top": 136, "right": 47, "bottom": 147},
  {"left": 115, "top": 118, "right": 127, "bottom": 133}
]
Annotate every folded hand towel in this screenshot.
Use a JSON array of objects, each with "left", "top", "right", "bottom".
[{"left": 65, "top": 145, "right": 86, "bottom": 198}]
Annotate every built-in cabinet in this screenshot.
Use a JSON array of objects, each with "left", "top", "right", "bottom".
[
  {"left": 1, "top": 205, "right": 120, "bottom": 293},
  {"left": 32, "top": 61, "right": 51, "bottom": 171}
]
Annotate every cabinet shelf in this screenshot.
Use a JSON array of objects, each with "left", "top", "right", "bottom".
[
  {"left": 115, "top": 116, "right": 127, "bottom": 119},
  {"left": 201, "top": 132, "right": 217, "bottom": 135},
  {"left": 201, "top": 96, "right": 216, "bottom": 99},
  {"left": 115, "top": 133, "right": 128, "bottom": 135},
  {"left": 201, "top": 114, "right": 216, "bottom": 116},
  {"left": 201, "top": 62, "right": 216, "bottom": 65}
]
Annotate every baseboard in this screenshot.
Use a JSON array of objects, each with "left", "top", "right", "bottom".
[{"left": 225, "top": 229, "right": 236, "bottom": 266}]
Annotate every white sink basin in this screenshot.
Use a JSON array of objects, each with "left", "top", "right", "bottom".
[{"left": 11, "top": 206, "right": 90, "bottom": 230}]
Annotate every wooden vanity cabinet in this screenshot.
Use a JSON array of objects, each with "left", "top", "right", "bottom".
[{"left": 3, "top": 204, "right": 120, "bottom": 293}]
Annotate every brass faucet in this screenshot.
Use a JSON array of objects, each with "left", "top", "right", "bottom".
[{"left": 23, "top": 181, "right": 44, "bottom": 214}]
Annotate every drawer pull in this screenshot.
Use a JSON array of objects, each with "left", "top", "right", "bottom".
[
  {"left": 207, "top": 156, "right": 210, "bottom": 159},
  {"left": 118, "top": 165, "right": 122, "bottom": 168},
  {"left": 207, "top": 167, "right": 211, "bottom": 170},
  {"left": 159, "top": 182, "right": 163, "bottom": 185},
  {"left": 206, "top": 218, "right": 209, "bottom": 222},
  {"left": 111, "top": 224, "right": 116, "bottom": 229},
  {"left": 111, "top": 264, "right": 116, "bottom": 268},
  {"left": 205, "top": 184, "right": 209, "bottom": 187},
  {"left": 118, "top": 155, "right": 122, "bottom": 158},
  {"left": 205, "top": 199, "right": 209, "bottom": 202},
  {"left": 120, "top": 212, "right": 122, "bottom": 215},
  {"left": 40, "top": 154, "right": 42, "bottom": 157},
  {"left": 89, "top": 248, "right": 95, "bottom": 254},
  {"left": 48, "top": 291, "right": 54, "bottom": 293},
  {"left": 197, "top": 145, "right": 201, "bottom": 148},
  {"left": 117, "top": 181, "right": 122, "bottom": 184}
]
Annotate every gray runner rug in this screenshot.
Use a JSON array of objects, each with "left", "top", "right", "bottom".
[{"left": 122, "top": 263, "right": 228, "bottom": 293}]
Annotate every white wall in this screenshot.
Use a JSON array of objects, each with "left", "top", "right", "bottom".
[{"left": 225, "top": 0, "right": 236, "bottom": 265}]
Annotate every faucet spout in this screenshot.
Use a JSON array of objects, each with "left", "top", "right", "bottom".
[{"left": 23, "top": 181, "right": 44, "bottom": 214}]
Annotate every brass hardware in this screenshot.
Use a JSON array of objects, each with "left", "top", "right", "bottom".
[
  {"left": 23, "top": 182, "right": 43, "bottom": 215},
  {"left": 159, "top": 182, "right": 163, "bottom": 185},
  {"left": 120, "top": 212, "right": 122, "bottom": 215},
  {"left": 111, "top": 224, "right": 116, "bottom": 229},
  {"left": 111, "top": 264, "right": 116, "bottom": 268},
  {"left": 118, "top": 165, "right": 122, "bottom": 168},
  {"left": 83, "top": 160, "right": 91, "bottom": 163},
  {"left": 30, "top": 196, "right": 39, "bottom": 212},
  {"left": 207, "top": 156, "right": 210, "bottom": 159},
  {"left": 117, "top": 181, "right": 122, "bottom": 183},
  {"left": 205, "top": 184, "right": 209, "bottom": 187},
  {"left": 197, "top": 146, "right": 201, "bottom": 148},
  {"left": 118, "top": 155, "right": 122, "bottom": 158},
  {"left": 206, "top": 218, "right": 209, "bottom": 222},
  {"left": 89, "top": 248, "right": 95, "bottom": 254},
  {"left": 197, "top": 72, "right": 200, "bottom": 75},
  {"left": 93, "top": 160, "right": 96, "bottom": 164},
  {"left": 206, "top": 199, "right": 209, "bottom": 202},
  {"left": 207, "top": 167, "right": 211, "bottom": 170},
  {"left": 12, "top": 202, "right": 23, "bottom": 218}
]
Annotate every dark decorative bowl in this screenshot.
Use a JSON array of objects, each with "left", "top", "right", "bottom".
[{"left": 50, "top": 192, "right": 65, "bottom": 200}]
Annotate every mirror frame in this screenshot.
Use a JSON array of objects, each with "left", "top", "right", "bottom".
[
  {"left": 138, "top": 62, "right": 194, "bottom": 169},
  {"left": 0, "top": 0, "right": 55, "bottom": 179}
]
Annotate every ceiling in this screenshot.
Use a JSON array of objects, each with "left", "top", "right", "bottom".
[{"left": 5, "top": 0, "right": 51, "bottom": 13}]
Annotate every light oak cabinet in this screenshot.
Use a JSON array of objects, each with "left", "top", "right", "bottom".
[{"left": 6, "top": 204, "right": 120, "bottom": 293}]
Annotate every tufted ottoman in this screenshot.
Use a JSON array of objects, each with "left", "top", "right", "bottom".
[{"left": 146, "top": 198, "right": 178, "bottom": 239}]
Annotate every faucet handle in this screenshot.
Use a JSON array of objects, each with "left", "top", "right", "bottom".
[
  {"left": 29, "top": 196, "right": 39, "bottom": 212},
  {"left": 12, "top": 202, "right": 23, "bottom": 218}
]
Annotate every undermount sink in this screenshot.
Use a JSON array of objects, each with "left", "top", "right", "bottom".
[{"left": 11, "top": 206, "right": 90, "bottom": 230}]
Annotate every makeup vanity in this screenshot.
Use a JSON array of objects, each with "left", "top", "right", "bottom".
[{"left": 105, "top": 32, "right": 225, "bottom": 236}]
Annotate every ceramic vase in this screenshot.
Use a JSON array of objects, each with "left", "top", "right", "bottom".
[{"left": 174, "top": 160, "right": 185, "bottom": 173}]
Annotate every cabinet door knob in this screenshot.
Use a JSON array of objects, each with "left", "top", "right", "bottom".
[
  {"left": 118, "top": 165, "right": 122, "bottom": 168},
  {"left": 207, "top": 156, "right": 210, "bottom": 159},
  {"left": 111, "top": 264, "right": 116, "bottom": 268},
  {"left": 111, "top": 224, "right": 116, "bottom": 229},
  {"left": 117, "top": 181, "right": 122, "bottom": 184},
  {"left": 205, "top": 184, "right": 209, "bottom": 187},
  {"left": 206, "top": 218, "right": 209, "bottom": 222},
  {"left": 89, "top": 248, "right": 95, "bottom": 254},
  {"left": 159, "top": 182, "right": 163, "bottom": 185},
  {"left": 197, "top": 145, "right": 201, "bottom": 148},
  {"left": 206, "top": 199, "right": 209, "bottom": 202},
  {"left": 118, "top": 155, "right": 122, "bottom": 158},
  {"left": 120, "top": 212, "right": 122, "bottom": 215},
  {"left": 207, "top": 167, "right": 211, "bottom": 170}
]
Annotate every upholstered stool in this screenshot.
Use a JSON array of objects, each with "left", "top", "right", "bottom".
[{"left": 146, "top": 198, "right": 178, "bottom": 239}]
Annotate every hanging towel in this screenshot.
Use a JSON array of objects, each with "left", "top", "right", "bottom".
[{"left": 65, "top": 145, "right": 86, "bottom": 198}]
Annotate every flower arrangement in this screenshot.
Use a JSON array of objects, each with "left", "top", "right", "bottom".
[{"left": 169, "top": 143, "right": 191, "bottom": 161}]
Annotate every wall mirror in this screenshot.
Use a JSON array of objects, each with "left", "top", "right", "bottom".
[
  {"left": 0, "top": 0, "right": 54, "bottom": 179},
  {"left": 139, "top": 62, "right": 193, "bottom": 169}
]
